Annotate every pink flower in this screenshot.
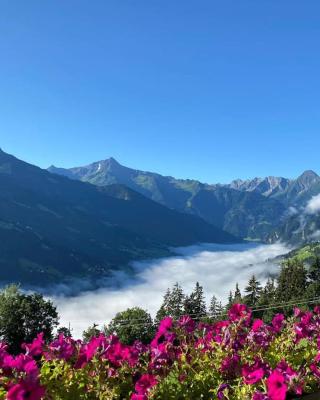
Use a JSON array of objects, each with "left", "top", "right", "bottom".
[
  {"left": 310, "top": 363, "right": 320, "bottom": 379},
  {"left": 267, "top": 370, "right": 287, "bottom": 400},
  {"left": 158, "top": 317, "right": 173, "bottom": 335},
  {"left": 294, "top": 307, "right": 302, "bottom": 318},
  {"left": 151, "top": 317, "right": 174, "bottom": 348},
  {"left": 178, "top": 316, "right": 195, "bottom": 333},
  {"left": 220, "top": 354, "right": 241, "bottom": 379},
  {"left": 276, "top": 360, "right": 297, "bottom": 380},
  {"left": 47, "top": 334, "right": 75, "bottom": 361},
  {"left": 242, "top": 366, "right": 265, "bottom": 385},
  {"left": 314, "top": 305, "right": 320, "bottom": 315},
  {"left": 7, "top": 381, "right": 45, "bottom": 400},
  {"left": 252, "top": 392, "right": 269, "bottom": 400},
  {"left": 295, "top": 311, "right": 315, "bottom": 341},
  {"left": 271, "top": 314, "right": 285, "bottom": 333},
  {"left": 3, "top": 354, "right": 39, "bottom": 379},
  {"left": 135, "top": 374, "right": 157, "bottom": 395},
  {"left": 22, "top": 333, "right": 44, "bottom": 357},
  {"left": 131, "top": 395, "right": 147, "bottom": 400},
  {"left": 252, "top": 319, "right": 264, "bottom": 332},
  {"left": 228, "top": 304, "right": 251, "bottom": 322}
]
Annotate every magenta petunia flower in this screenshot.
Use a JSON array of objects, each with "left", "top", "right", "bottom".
[
  {"left": 252, "top": 319, "right": 264, "bottom": 332},
  {"left": 158, "top": 317, "right": 173, "bottom": 335},
  {"left": 271, "top": 314, "right": 285, "bottom": 333},
  {"left": 314, "top": 305, "right": 320, "bottom": 315},
  {"left": 47, "top": 334, "right": 75, "bottom": 361},
  {"left": 22, "top": 333, "right": 44, "bottom": 357},
  {"left": 252, "top": 392, "right": 269, "bottom": 400},
  {"left": 7, "top": 381, "right": 45, "bottom": 400},
  {"left": 310, "top": 363, "right": 320, "bottom": 379},
  {"left": 242, "top": 366, "right": 265, "bottom": 385},
  {"left": 135, "top": 374, "right": 157, "bottom": 395},
  {"left": 228, "top": 304, "right": 251, "bottom": 322},
  {"left": 178, "top": 316, "right": 196, "bottom": 333},
  {"left": 220, "top": 354, "right": 241, "bottom": 379},
  {"left": 267, "top": 370, "right": 287, "bottom": 400},
  {"left": 131, "top": 394, "right": 147, "bottom": 400}
]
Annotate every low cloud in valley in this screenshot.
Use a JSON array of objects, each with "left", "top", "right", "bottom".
[{"left": 52, "top": 243, "right": 289, "bottom": 338}]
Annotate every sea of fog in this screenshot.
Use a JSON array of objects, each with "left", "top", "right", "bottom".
[{"left": 52, "top": 242, "right": 290, "bottom": 338}]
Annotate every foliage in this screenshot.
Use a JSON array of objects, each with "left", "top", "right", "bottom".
[
  {"left": 276, "top": 260, "right": 307, "bottom": 304},
  {"left": 183, "top": 282, "right": 206, "bottom": 320},
  {"left": 0, "top": 285, "right": 58, "bottom": 354},
  {"left": 209, "top": 295, "right": 223, "bottom": 321},
  {"left": 56, "top": 326, "right": 72, "bottom": 338},
  {"left": 244, "top": 275, "right": 262, "bottom": 307},
  {"left": 105, "top": 307, "right": 154, "bottom": 345},
  {"left": 82, "top": 323, "right": 100, "bottom": 343},
  {"left": 156, "top": 283, "right": 185, "bottom": 322},
  {"left": 1, "top": 304, "right": 320, "bottom": 399}
]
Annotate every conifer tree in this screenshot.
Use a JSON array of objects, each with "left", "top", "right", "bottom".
[
  {"left": 155, "top": 288, "right": 171, "bottom": 323},
  {"left": 156, "top": 283, "right": 185, "bottom": 321},
  {"left": 276, "top": 260, "right": 307, "bottom": 305},
  {"left": 227, "top": 291, "right": 234, "bottom": 308},
  {"left": 308, "top": 256, "right": 320, "bottom": 283},
  {"left": 257, "top": 278, "right": 276, "bottom": 307},
  {"left": 184, "top": 282, "right": 206, "bottom": 320},
  {"left": 244, "top": 275, "right": 262, "bottom": 307},
  {"left": 209, "top": 295, "right": 223, "bottom": 320},
  {"left": 233, "top": 283, "right": 242, "bottom": 303},
  {"left": 305, "top": 257, "right": 320, "bottom": 299}
]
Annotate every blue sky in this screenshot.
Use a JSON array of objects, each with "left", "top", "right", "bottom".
[{"left": 0, "top": 1, "right": 319, "bottom": 183}]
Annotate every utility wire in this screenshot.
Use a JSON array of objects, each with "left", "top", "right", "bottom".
[{"left": 106, "top": 296, "right": 320, "bottom": 328}]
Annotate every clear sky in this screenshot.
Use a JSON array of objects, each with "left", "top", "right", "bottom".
[{"left": 0, "top": 1, "right": 319, "bottom": 183}]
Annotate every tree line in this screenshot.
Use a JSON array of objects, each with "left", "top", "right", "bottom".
[{"left": 1, "top": 256, "right": 320, "bottom": 353}]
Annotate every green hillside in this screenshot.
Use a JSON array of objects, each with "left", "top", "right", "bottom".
[
  {"left": 0, "top": 150, "right": 237, "bottom": 286},
  {"left": 49, "top": 159, "right": 286, "bottom": 240}
]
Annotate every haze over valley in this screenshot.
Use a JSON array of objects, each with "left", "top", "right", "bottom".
[{"left": 54, "top": 242, "right": 289, "bottom": 337}]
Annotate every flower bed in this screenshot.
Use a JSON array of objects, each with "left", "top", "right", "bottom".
[{"left": 1, "top": 304, "right": 320, "bottom": 399}]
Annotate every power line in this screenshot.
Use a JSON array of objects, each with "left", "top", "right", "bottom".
[{"left": 103, "top": 296, "right": 320, "bottom": 328}]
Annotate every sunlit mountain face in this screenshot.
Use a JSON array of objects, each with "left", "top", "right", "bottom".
[
  {"left": 49, "top": 158, "right": 320, "bottom": 243},
  {"left": 0, "top": 149, "right": 237, "bottom": 287}
]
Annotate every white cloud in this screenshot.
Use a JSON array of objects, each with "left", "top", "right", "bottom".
[
  {"left": 309, "top": 230, "right": 320, "bottom": 240},
  {"left": 306, "top": 194, "right": 320, "bottom": 214},
  {"left": 51, "top": 243, "right": 289, "bottom": 338}
]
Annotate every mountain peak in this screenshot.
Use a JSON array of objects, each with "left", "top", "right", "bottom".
[
  {"left": 103, "top": 157, "right": 121, "bottom": 167},
  {"left": 298, "top": 170, "right": 319, "bottom": 179},
  {"left": 293, "top": 170, "right": 320, "bottom": 190}
]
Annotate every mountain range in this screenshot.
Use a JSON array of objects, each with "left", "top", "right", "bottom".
[
  {"left": 49, "top": 159, "right": 320, "bottom": 241},
  {"left": 0, "top": 149, "right": 236, "bottom": 286},
  {"left": 1, "top": 148, "right": 320, "bottom": 287}
]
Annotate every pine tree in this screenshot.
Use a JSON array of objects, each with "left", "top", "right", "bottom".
[
  {"left": 308, "top": 257, "right": 320, "bottom": 283},
  {"left": 257, "top": 277, "right": 276, "bottom": 322},
  {"left": 305, "top": 257, "right": 320, "bottom": 299},
  {"left": 155, "top": 288, "right": 171, "bottom": 322},
  {"left": 276, "top": 260, "right": 307, "bottom": 308},
  {"left": 244, "top": 275, "right": 262, "bottom": 307},
  {"left": 156, "top": 283, "right": 185, "bottom": 321},
  {"left": 169, "top": 283, "right": 185, "bottom": 319},
  {"left": 233, "top": 283, "right": 242, "bottom": 303},
  {"left": 258, "top": 278, "right": 276, "bottom": 307},
  {"left": 184, "top": 282, "right": 206, "bottom": 320},
  {"left": 227, "top": 291, "right": 234, "bottom": 308},
  {"left": 209, "top": 295, "right": 223, "bottom": 320}
]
